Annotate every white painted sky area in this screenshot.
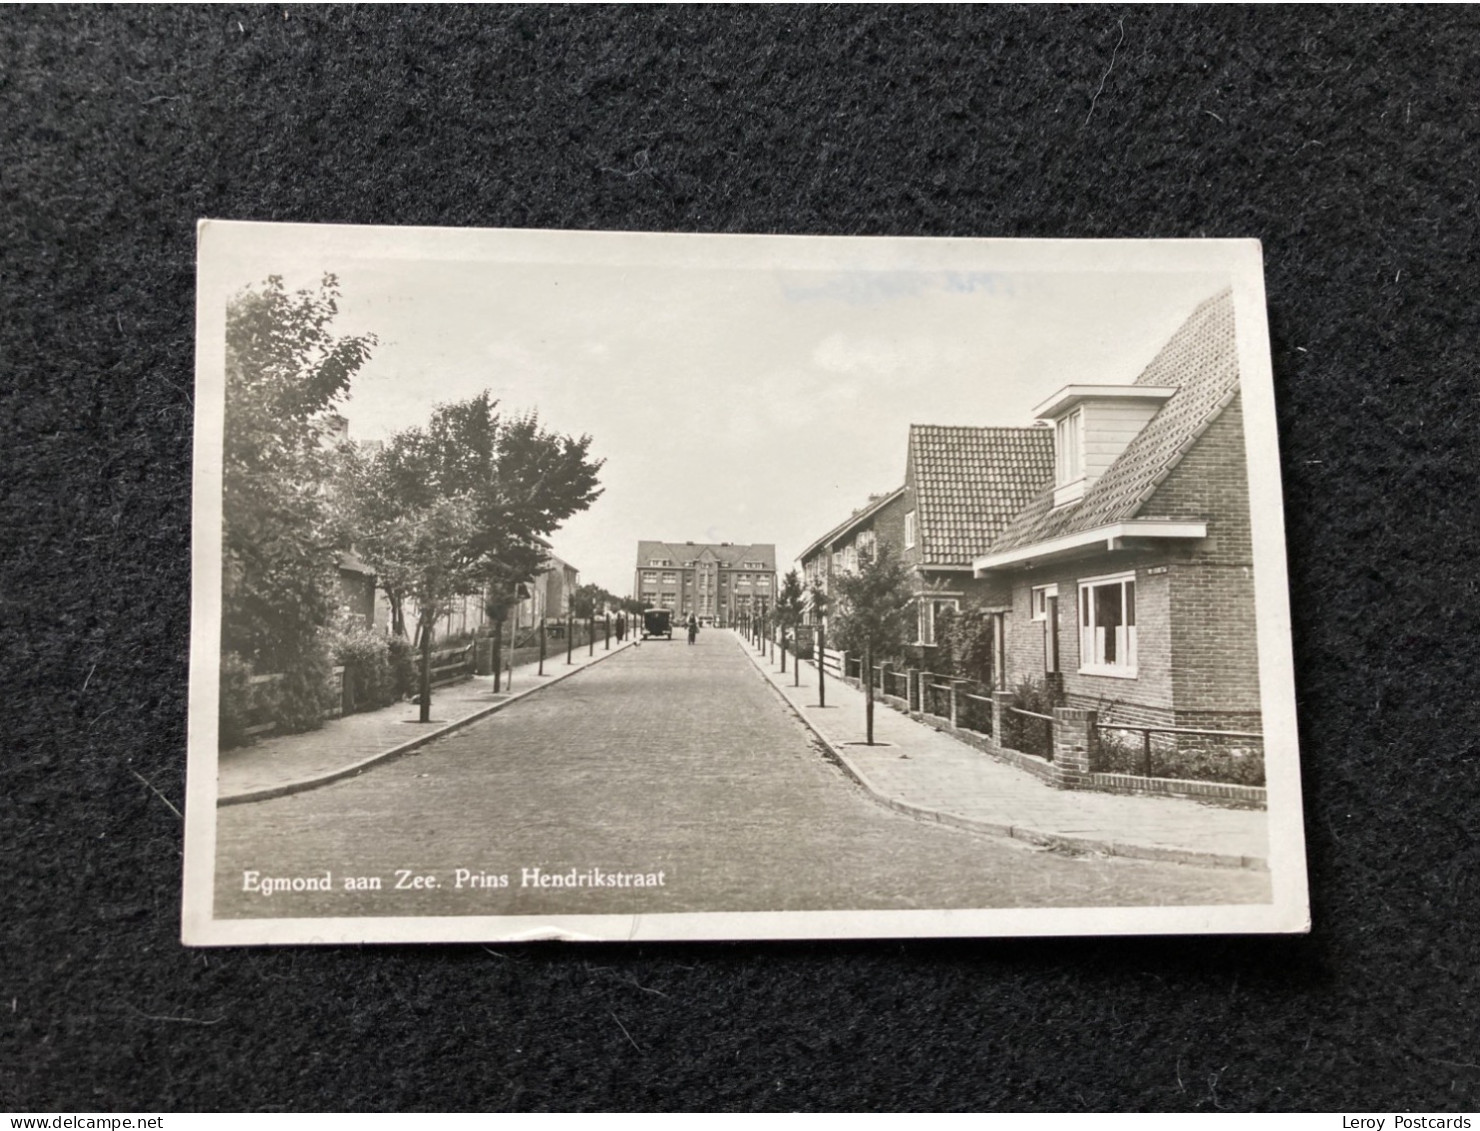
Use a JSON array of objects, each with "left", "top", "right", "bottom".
[{"left": 274, "top": 257, "right": 1225, "bottom": 596}]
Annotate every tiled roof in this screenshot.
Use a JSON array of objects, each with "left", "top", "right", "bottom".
[
  {"left": 635, "top": 540, "right": 776, "bottom": 569},
  {"left": 990, "top": 289, "right": 1240, "bottom": 554},
  {"left": 909, "top": 426, "right": 1055, "bottom": 566},
  {"left": 797, "top": 486, "right": 907, "bottom": 563}
]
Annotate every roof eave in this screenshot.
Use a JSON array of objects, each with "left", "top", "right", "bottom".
[
  {"left": 1031, "top": 384, "right": 1179, "bottom": 420},
  {"left": 972, "top": 520, "right": 1208, "bottom": 575},
  {"left": 797, "top": 486, "right": 907, "bottom": 562}
]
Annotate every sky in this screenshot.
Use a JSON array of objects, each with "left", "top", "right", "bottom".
[{"left": 237, "top": 233, "right": 1228, "bottom": 597}]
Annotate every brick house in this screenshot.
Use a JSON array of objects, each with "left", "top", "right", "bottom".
[
  {"left": 972, "top": 289, "right": 1261, "bottom": 733},
  {"left": 902, "top": 425, "right": 1053, "bottom": 649},
  {"left": 797, "top": 486, "right": 908, "bottom": 623},
  {"left": 634, "top": 541, "right": 776, "bottom": 625},
  {"left": 797, "top": 427, "right": 1051, "bottom": 657}
]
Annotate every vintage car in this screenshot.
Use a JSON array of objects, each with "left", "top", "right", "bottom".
[{"left": 641, "top": 608, "right": 674, "bottom": 640}]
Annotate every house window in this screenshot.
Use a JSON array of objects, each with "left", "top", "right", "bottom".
[
  {"left": 662, "top": 573, "right": 676, "bottom": 584},
  {"left": 917, "top": 598, "right": 958, "bottom": 646},
  {"left": 905, "top": 511, "right": 916, "bottom": 549},
  {"left": 1030, "top": 584, "right": 1057, "bottom": 621},
  {"left": 843, "top": 545, "right": 858, "bottom": 574},
  {"left": 642, "top": 572, "right": 658, "bottom": 583},
  {"left": 1055, "top": 408, "right": 1084, "bottom": 485},
  {"left": 1078, "top": 572, "right": 1136, "bottom": 677},
  {"left": 648, "top": 558, "right": 671, "bottom": 567},
  {"left": 640, "top": 591, "right": 657, "bottom": 604}
]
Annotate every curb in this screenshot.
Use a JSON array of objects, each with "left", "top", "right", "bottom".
[
  {"left": 734, "top": 635, "right": 1266, "bottom": 873},
  {"left": 219, "top": 638, "right": 637, "bottom": 807}
]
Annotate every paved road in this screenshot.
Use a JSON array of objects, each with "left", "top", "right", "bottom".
[{"left": 215, "top": 631, "right": 1270, "bottom": 919}]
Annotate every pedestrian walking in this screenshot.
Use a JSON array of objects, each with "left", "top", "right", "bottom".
[{"left": 687, "top": 613, "right": 699, "bottom": 645}]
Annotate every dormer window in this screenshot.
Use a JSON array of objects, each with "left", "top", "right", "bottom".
[
  {"left": 1034, "top": 384, "right": 1178, "bottom": 510},
  {"left": 1054, "top": 409, "right": 1084, "bottom": 489}
]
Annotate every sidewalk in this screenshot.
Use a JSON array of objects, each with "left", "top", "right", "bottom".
[
  {"left": 734, "top": 632, "right": 1268, "bottom": 870},
  {"left": 218, "top": 637, "right": 636, "bottom": 805}
]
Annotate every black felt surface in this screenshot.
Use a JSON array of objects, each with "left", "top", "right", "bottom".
[{"left": 3, "top": 5, "right": 1478, "bottom": 1113}]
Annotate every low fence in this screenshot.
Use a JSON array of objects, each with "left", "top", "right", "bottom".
[
  {"left": 1092, "top": 721, "right": 1266, "bottom": 787},
  {"left": 804, "top": 650, "right": 1264, "bottom": 806}
]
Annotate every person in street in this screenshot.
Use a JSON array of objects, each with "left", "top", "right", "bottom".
[
  {"left": 687, "top": 613, "right": 699, "bottom": 645},
  {"left": 615, "top": 614, "right": 626, "bottom": 642}
]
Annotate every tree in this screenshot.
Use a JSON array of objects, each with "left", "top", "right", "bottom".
[
  {"left": 344, "top": 392, "right": 603, "bottom": 721},
  {"left": 221, "top": 274, "right": 376, "bottom": 734},
  {"left": 774, "top": 569, "right": 806, "bottom": 679},
  {"left": 831, "top": 542, "right": 916, "bottom": 745}
]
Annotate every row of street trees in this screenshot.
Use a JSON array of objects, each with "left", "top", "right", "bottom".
[{"left": 221, "top": 274, "right": 603, "bottom": 739}]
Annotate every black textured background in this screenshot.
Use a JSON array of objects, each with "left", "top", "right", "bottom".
[{"left": 3, "top": 5, "right": 1477, "bottom": 1113}]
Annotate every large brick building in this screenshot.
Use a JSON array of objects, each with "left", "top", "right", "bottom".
[
  {"left": 634, "top": 541, "right": 776, "bottom": 625},
  {"left": 973, "top": 288, "right": 1260, "bottom": 732}
]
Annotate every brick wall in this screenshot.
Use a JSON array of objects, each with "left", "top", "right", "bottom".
[{"left": 1147, "top": 393, "right": 1262, "bottom": 717}]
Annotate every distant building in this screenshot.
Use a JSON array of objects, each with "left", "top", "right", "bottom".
[
  {"left": 514, "top": 555, "right": 580, "bottom": 628},
  {"left": 634, "top": 541, "right": 777, "bottom": 625}
]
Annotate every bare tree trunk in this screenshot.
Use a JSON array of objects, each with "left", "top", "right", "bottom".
[
  {"left": 492, "top": 618, "right": 504, "bottom": 693},
  {"left": 418, "top": 613, "right": 434, "bottom": 723},
  {"left": 817, "top": 622, "right": 826, "bottom": 708}
]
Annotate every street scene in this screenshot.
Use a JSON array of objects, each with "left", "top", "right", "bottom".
[
  {"left": 215, "top": 627, "right": 1269, "bottom": 919},
  {"left": 187, "top": 225, "right": 1304, "bottom": 941}
]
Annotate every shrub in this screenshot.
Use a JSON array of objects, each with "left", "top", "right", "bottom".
[
  {"left": 1092, "top": 725, "right": 1265, "bottom": 785},
  {"left": 386, "top": 634, "right": 416, "bottom": 700},
  {"left": 1000, "top": 676, "right": 1061, "bottom": 760},
  {"left": 273, "top": 640, "right": 335, "bottom": 734},
  {"left": 219, "top": 651, "right": 260, "bottom": 749},
  {"left": 329, "top": 620, "right": 396, "bottom": 712}
]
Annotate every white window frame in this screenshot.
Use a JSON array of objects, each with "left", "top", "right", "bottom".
[
  {"left": 661, "top": 572, "right": 677, "bottom": 584},
  {"left": 642, "top": 572, "right": 658, "bottom": 583},
  {"left": 904, "top": 510, "right": 916, "bottom": 549},
  {"left": 1030, "top": 583, "right": 1058, "bottom": 621},
  {"left": 916, "top": 597, "right": 959, "bottom": 647},
  {"left": 1077, "top": 571, "right": 1137, "bottom": 678},
  {"left": 1055, "top": 408, "right": 1084, "bottom": 487}
]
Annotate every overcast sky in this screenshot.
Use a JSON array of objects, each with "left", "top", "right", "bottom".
[{"left": 226, "top": 230, "right": 1228, "bottom": 597}]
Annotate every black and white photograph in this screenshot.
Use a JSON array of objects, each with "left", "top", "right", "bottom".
[{"left": 183, "top": 223, "right": 1307, "bottom": 944}]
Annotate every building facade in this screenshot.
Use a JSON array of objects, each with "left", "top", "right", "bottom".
[
  {"left": 797, "top": 426, "right": 1052, "bottom": 657},
  {"left": 974, "top": 289, "right": 1260, "bottom": 732},
  {"left": 633, "top": 541, "right": 777, "bottom": 625}
]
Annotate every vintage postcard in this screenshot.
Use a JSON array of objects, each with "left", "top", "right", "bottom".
[{"left": 183, "top": 223, "right": 1308, "bottom": 944}]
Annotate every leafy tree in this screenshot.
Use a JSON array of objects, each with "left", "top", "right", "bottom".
[
  {"left": 221, "top": 274, "right": 376, "bottom": 737},
  {"left": 831, "top": 542, "right": 915, "bottom": 745},
  {"left": 344, "top": 392, "right": 602, "bottom": 721},
  {"left": 773, "top": 569, "right": 806, "bottom": 676},
  {"left": 570, "top": 583, "right": 606, "bottom": 620}
]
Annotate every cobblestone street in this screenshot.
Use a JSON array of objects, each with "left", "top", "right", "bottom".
[{"left": 215, "top": 631, "right": 1270, "bottom": 919}]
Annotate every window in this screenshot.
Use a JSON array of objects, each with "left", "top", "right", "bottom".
[
  {"left": 1078, "top": 573, "right": 1136, "bottom": 676},
  {"left": 661, "top": 573, "right": 676, "bottom": 584},
  {"left": 642, "top": 572, "right": 658, "bottom": 583},
  {"left": 648, "top": 558, "right": 671, "bottom": 567},
  {"left": 1055, "top": 408, "right": 1084, "bottom": 485},
  {"left": 904, "top": 510, "right": 916, "bottom": 549},
  {"left": 743, "top": 561, "right": 765, "bottom": 569},
  {"left": 1030, "top": 584, "right": 1058, "bottom": 621},
  {"left": 917, "top": 598, "right": 959, "bottom": 646},
  {"left": 843, "top": 545, "right": 858, "bottom": 574},
  {"left": 640, "top": 591, "right": 657, "bottom": 603}
]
